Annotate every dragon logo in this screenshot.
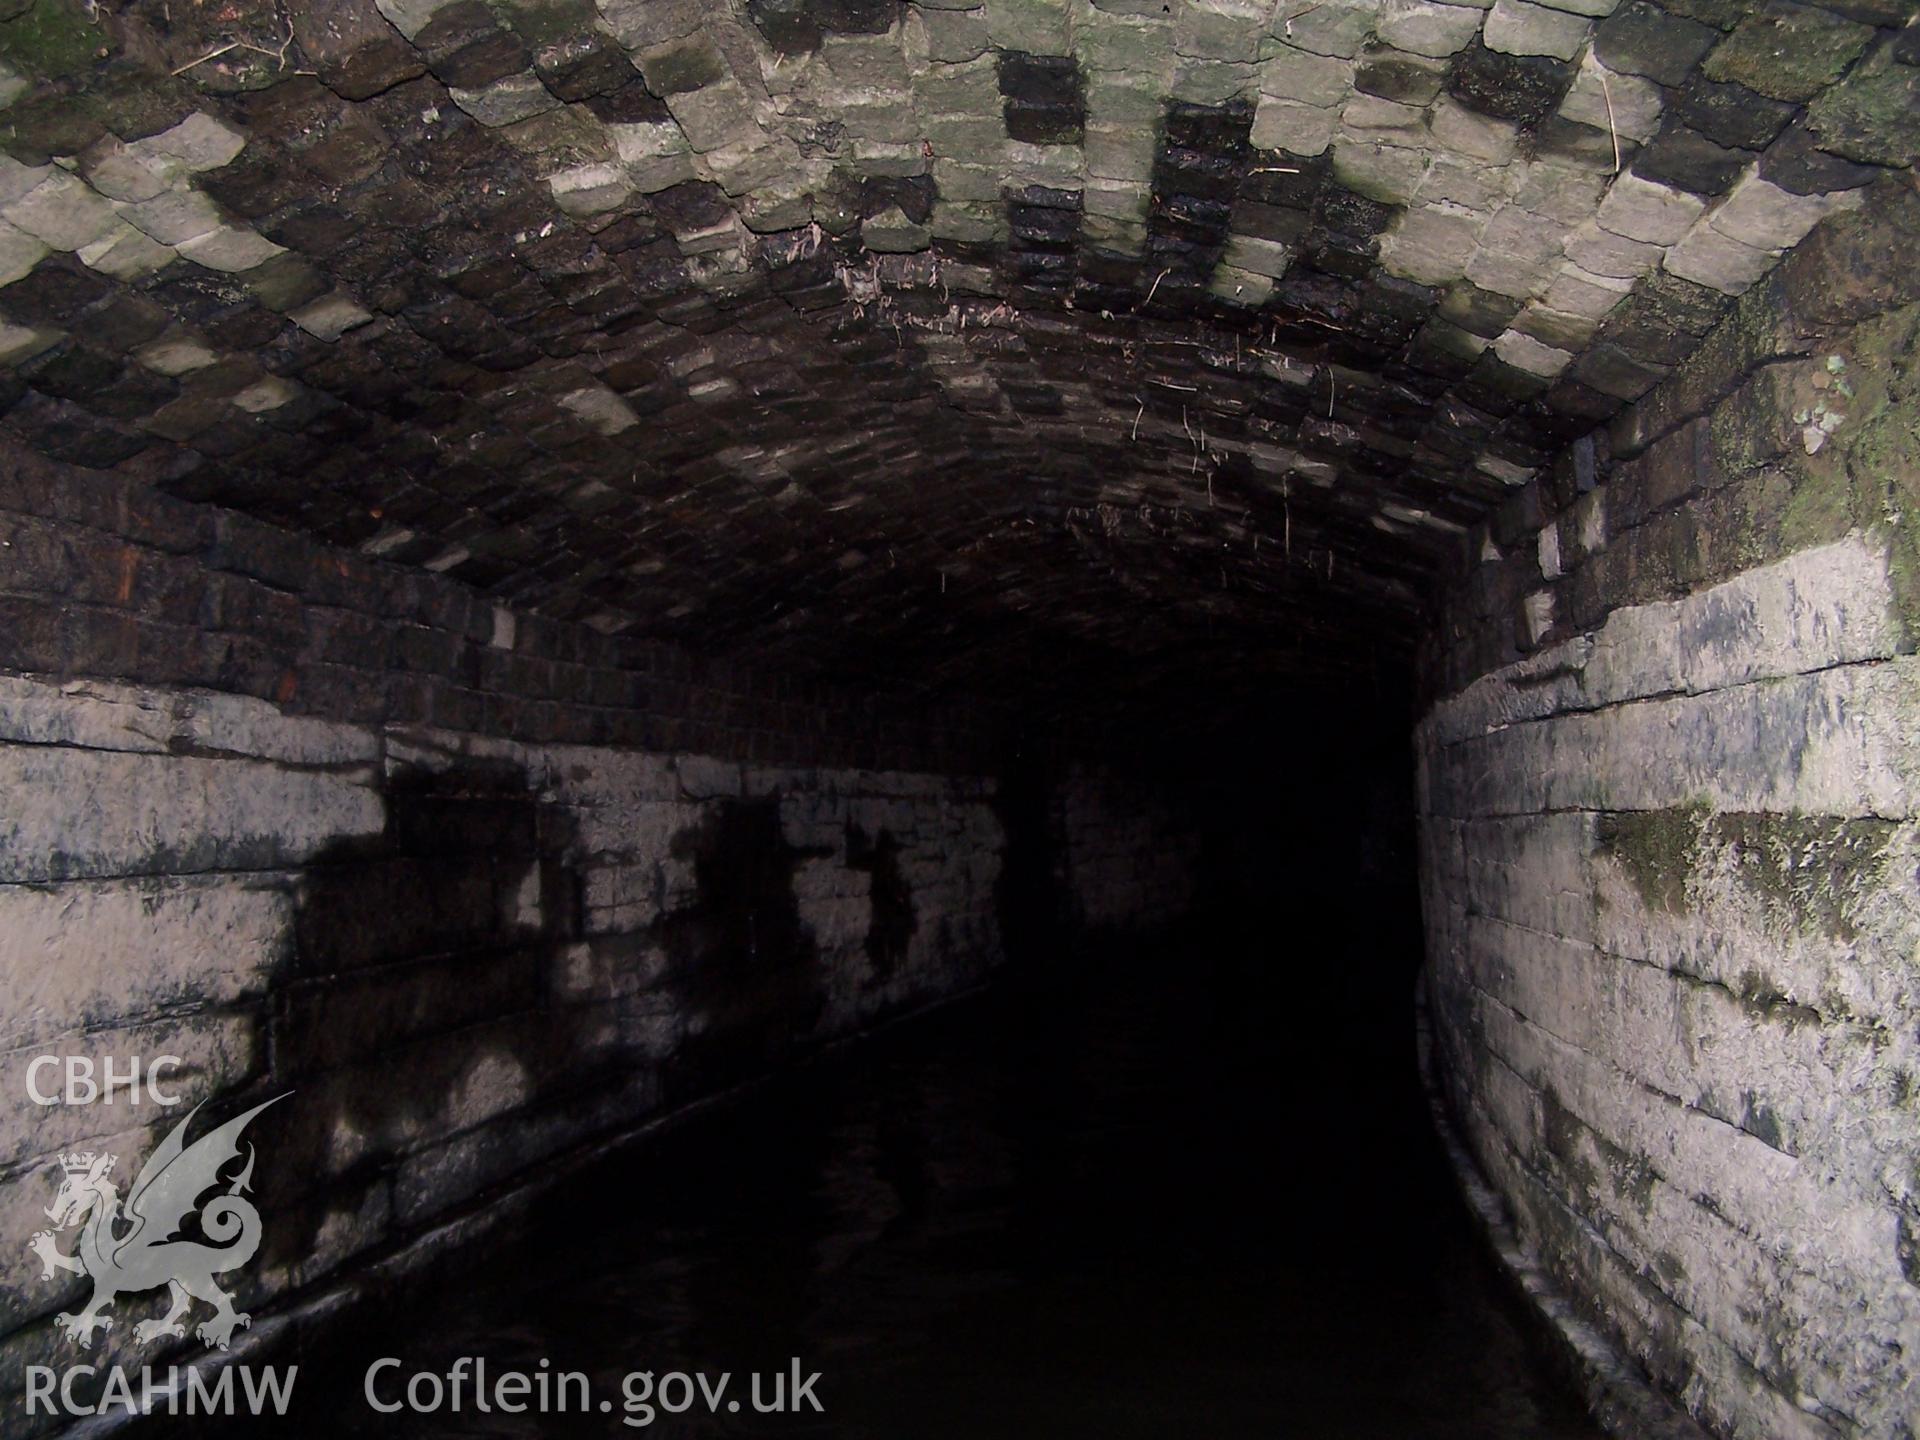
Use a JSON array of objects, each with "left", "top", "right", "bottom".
[{"left": 28, "top": 1095, "right": 287, "bottom": 1351}]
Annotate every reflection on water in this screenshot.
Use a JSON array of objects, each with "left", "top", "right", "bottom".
[{"left": 178, "top": 941, "right": 1606, "bottom": 1440}]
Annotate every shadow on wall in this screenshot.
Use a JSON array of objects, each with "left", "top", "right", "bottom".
[
  {"left": 846, "top": 820, "right": 917, "bottom": 987},
  {"left": 258, "top": 757, "right": 600, "bottom": 1287},
  {"left": 252, "top": 763, "right": 873, "bottom": 1304},
  {"left": 649, "top": 795, "right": 832, "bottom": 1104}
]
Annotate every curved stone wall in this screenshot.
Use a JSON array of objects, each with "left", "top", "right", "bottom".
[{"left": 1417, "top": 179, "right": 1920, "bottom": 1440}]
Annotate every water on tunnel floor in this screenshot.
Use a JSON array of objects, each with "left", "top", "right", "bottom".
[{"left": 171, "top": 928, "right": 1608, "bottom": 1440}]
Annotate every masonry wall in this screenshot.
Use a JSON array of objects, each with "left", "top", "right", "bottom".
[
  {"left": 0, "top": 441, "right": 1038, "bottom": 1428},
  {"left": 1417, "top": 176, "right": 1920, "bottom": 1440}
]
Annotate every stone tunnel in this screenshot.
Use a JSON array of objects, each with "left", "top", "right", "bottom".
[{"left": 0, "top": 0, "right": 1916, "bottom": 1433}]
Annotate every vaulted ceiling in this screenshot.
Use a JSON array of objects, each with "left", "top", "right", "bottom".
[{"left": 0, "top": 0, "right": 1912, "bottom": 708}]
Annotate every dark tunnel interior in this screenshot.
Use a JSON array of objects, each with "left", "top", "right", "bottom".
[{"left": 142, "top": 706, "right": 1580, "bottom": 1440}]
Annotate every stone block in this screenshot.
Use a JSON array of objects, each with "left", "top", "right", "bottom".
[
  {"left": 1543, "top": 262, "right": 1631, "bottom": 317},
  {"left": 1084, "top": 176, "right": 1149, "bottom": 219},
  {"left": 0, "top": 155, "right": 49, "bottom": 211},
  {"left": 1671, "top": 74, "right": 1797, "bottom": 152},
  {"left": 861, "top": 205, "right": 932, "bottom": 251},
  {"left": 1250, "top": 96, "right": 1337, "bottom": 154},
  {"left": 76, "top": 225, "right": 174, "bottom": 281},
  {"left": 1341, "top": 92, "right": 1429, "bottom": 143},
  {"left": 0, "top": 745, "right": 384, "bottom": 885},
  {"left": 1222, "top": 232, "right": 1293, "bottom": 278},
  {"left": 983, "top": 0, "right": 1071, "bottom": 53},
  {"left": 117, "top": 187, "right": 224, "bottom": 246},
  {"left": 1083, "top": 128, "right": 1156, "bottom": 182},
  {"left": 1594, "top": 171, "right": 1706, "bottom": 244},
  {"left": 77, "top": 142, "right": 173, "bottom": 204},
  {"left": 374, "top": 0, "right": 464, "bottom": 40},
  {"left": 1330, "top": 138, "right": 1428, "bottom": 201},
  {"left": 1078, "top": 19, "right": 1173, "bottom": 75},
  {"left": 1376, "top": 0, "right": 1486, "bottom": 56},
  {"left": 1557, "top": 52, "right": 1663, "bottom": 143},
  {"left": 1427, "top": 96, "right": 1518, "bottom": 162},
  {"left": 0, "top": 876, "right": 288, "bottom": 1048},
  {"left": 1176, "top": 0, "right": 1270, "bottom": 62},
  {"left": 1417, "top": 155, "right": 1515, "bottom": 212},
  {"left": 1563, "top": 218, "right": 1660, "bottom": 279},
  {"left": 175, "top": 225, "right": 287, "bottom": 272},
  {"left": 1381, "top": 203, "right": 1484, "bottom": 285},
  {"left": 290, "top": 292, "right": 375, "bottom": 341},
  {"left": 1355, "top": 42, "right": 1450, "bottom": 104},
  {"left": 1494, "top": 327, "right": 1575, "bottom": 376},
  {"left": 1512, "top": 301, "right": 1598, "bottom": 350},
  {"left": 0, "top": 217, "right": 47, "bottom": 286},
  {"left": 548, "top": 160, "right": 634, "bottom": 215},
  {"left": 1272, "top": 0, "right": 1381, "bottom": 57},
  {"left": 1700, "top": 1, "right": 1874, "bottom": 102},
  {"left": 3, "top": 173, "right": 118, "bottom": 251},
  {"left": 449, "top": 72, "right": 562, "bottom": 126},
  {"left": 1258, "top": 44, "right": 1354, "bottom": 105},
  {"left": 1465, "top": 242, "right": 1555, "bottom": 298},
  {"left": 1211, "top": 264, "right": 1275, "bottom": 304},
  {"left": 1662, "top": 221, "right": 1776, "bottom": 294},
  {"left": 131, "top": 114, "right": 249, "bottom": 174},
  {"left": 930, "top": 199, "right": 1005, "bottom": 242},
  {"left": 1707, "top": 172, "right": 1850, "bottom": 253},
  {"left": 1593, "top": 0, "right": 1717, "bottom": 85},
  {"left": 1802, "top": 44, "right": 1920, "bottom": 169},
  {"left": 1633, "top": 122, "right": 1752, "bottom": 199},
  {"left": 914, "top": 5, "right": 990, "bottom": 62},
  {"left": 665, "top": 79, "right": 760, "bottom": 152},
  {"left": 1484, "top": 0, "right": 1590, "bottom": 57},
  {"left": 0, "top": 318, "right": 60, "bottom": 367}
]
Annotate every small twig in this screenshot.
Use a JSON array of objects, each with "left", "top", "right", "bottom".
[
  {"left": 173, "top": 18, "right": 296, "bottom": 76},
  {"left": 1144, "top": 268, "right": 1171, "bottom": 307},
  {"left": 1132, "top": 398, "right": 1144, "bottom": 440},
  {"left": 1599, "top": 70, "right": 1621, "bottom": 175},
  {"left": 171, "top": 40, "right": 238, "bottom": 75},
  {"left": 235, "top": 20, "right": 296, "bottom": 68}
]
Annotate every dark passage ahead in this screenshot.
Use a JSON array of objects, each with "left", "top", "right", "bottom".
[{"left": 176, "top": 921, "right": 1605, "bottom": 1440}]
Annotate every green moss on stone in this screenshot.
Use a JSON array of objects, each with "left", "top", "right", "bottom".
[
  {"left": 1701, "top": 4, "right": 1874, "bottom": 103},
  {"left": 1776, "top": 451, "right": 1858, "bottom": 554},
  {"left": 1596, "top": 802, "right": 1710, "bottom": 914},
  {"left": 1804, "top": 47, "right": 1920, "bottom": 168},
  {"left": 1721, "top": 812, "right": 1897, "bottom": 942},
  {"left": 0, "top": 0, "right": 103, "bottom": 81},
  {"left": 1732, "top": 966, "right": 1823, "bottom": 1029},
  {"left": 1833, "top": 306, "right": 1920, "bottom": 645}
]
